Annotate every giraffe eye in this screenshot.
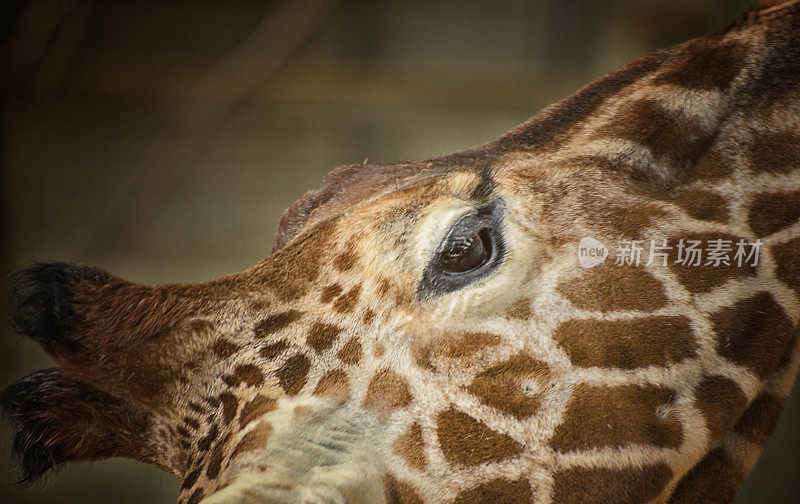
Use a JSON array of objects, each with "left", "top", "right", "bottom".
[
  {"left": 438, "top": 228, "right": 491, "bottom": 274},
  {"left": 419, "top": 205, "right": 505, "bottom": 296}
]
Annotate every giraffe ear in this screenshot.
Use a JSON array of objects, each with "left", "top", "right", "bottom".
[{"left": 0, "top": 368, "right": 182, "bottom": 484}]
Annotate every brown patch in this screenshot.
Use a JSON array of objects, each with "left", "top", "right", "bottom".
[
  {"left": 186, "top": 489, "right": 205, "bottom": 504},
  {"left": 436, "top": 408, "right": 523, "bottom": 466},
  {"left": 438, "top": 332, "right": 502, "bottom": 359},
  {"left": 675, "top": 187, "right": 729, "bottom": 223},
  {"left": 333, "top": 285, "right": 362, "bottom": 314},
  {"left": 363, "top": 369, "right": 412, "bottom": 414},
  {"left": 504, "top": 298, "right": 532, "bottom": 320},
  {"left": 337, "top": 337, "right": 363, "bottom": 365},
  {"left": 734, "top": 393, "right": 786, "bottom": 446},
  {"left": 551, "top": 384, "right": 682, "bottom": 451},
  {"left": 275, "top": 354, "right": 311, "bottom": 395},
  {"left": 182, "top": 416, "right": 200, "bottom": 430},
  {"left": 452, "top": 478, "right": 532, "bottom": 504},
  {"left": 320, "top": 283, "right": 343, "bottom": 303},
  {"left": 333, "top": 246, "right": 358, "bottom": 271},
  {"left": 239, "top": 395, "right": 277, "bottom": 429},
  {"left": 206, "top": 442, "right": 225, "bottom": 479},
  {"left": 553, "top": 464, "right": 672, "bottom": 504},
  {"left": 363, "top": 309, "right": 376, "bottom": 324},
  {"left": 653, "top": 40, "right": 747, "bottom": 90},
  {"left": 197, "top": 424, "right": 218, "bottom": 452},
  {"left": 181, "top": 467, "right": 201, "bottom": 489},
  {"left": 553, "top": 316, "right": 696, "bottom": 369},
  {"left": 393, "top": 422, "right": 427, "bottom": 471},
  {"left": 383, "top": 474, "right": 423, "bottom": 504},
  {"left": 693, "top": 376, "right": 748, "bottom": 443},
  {"left": 688, "top": 146, "right": 734, "bottom": 182},
  {"left": 772, "top": 237, "right": 800, "bottom": 298},
  {"left": 254, "top": 310, "right": 302, "bottom": 338},
  {"left": 466, "top": 353, "right": 550, "bottom": 419},
  {"left": 747, "top": 192, "right": 800, "bottom": 237},
  {"left": 211, "top": 338, "right": 239, "bottom": 358},
  {"left": 556, "top": 264, "right": 669, "bottom": 312},
  {"left": 219, "top": 392, "right": 239, "bottom": 423},
  {"left": 222, "top": 364, "right": 264, "bottom": 388},
  {"left": 668, "top": 449, "right": 746, "bottom": 504},
  {"left": 229, "top": 422, "right": 272, "bottom": 462},
  {"left": 712, "top": 292, "right": 795, "bottom": 378},
  {"left": 746, "top": 131, "right": 800, "bottom": 174},
  {"left": 259, "top": 339, "right": 289, "bottom": 360},
  {"left": 313, "top": 369, "right": 350, "bottom": 400},
  {"left": 668, "top": 233, "right": 758, "bottom": 294},
  {"left": 306, "top": 322, "right": 342, "bottom": 353},
  {"left": 373, "top": 342, "right": 386, "bottom": 358}
]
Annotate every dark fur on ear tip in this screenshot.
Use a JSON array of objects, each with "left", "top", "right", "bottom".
[
  {"left": 7, "top": 262, "right": 96, "bottom": 347},
  {"left": 1, "top": 369, "right": 60, "bottom": 485}
]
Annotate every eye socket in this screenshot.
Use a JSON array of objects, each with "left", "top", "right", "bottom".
[
  {"left": 437, "top": 228, "right": 491, "bottom": 274},
  {"left": 419, "top": 204, "right": 504, "bottom": 296}
]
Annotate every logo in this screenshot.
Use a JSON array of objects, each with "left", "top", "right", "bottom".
[{"left": 578, "top": 237, "right": 608, "bottom": 268}]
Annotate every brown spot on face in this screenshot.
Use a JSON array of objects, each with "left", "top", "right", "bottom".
[
  {"left": 333, "top": 285, "right": 362, "bottom": 314},
  {"left": 553, "top": 464, "right": 672, "bottom": 504},
  {"left": 333, "top": 246, "right": 358, "bottom": 271},
  {"left": 596, "top": 98, "right": 707, "bottom": 170},
  {"left": 668, "top": 449, "right": 745, "bottom": 503},
  {"left": 773, "top": 237, "right": 800, "bottom": 298},
  {"left": 746, "top": 131, "right": 800, "bottom": 174},
  {"left": 747, "top": 192, "right": 800, "bottom": 238},
  {"left": 259, "top": 339, "right": 289, "bottom": 359},
  {"left": 393, "top": 422, "right": 426, "bottom": 471},
  {"left": 275, "top": 354, "right": 311, "bottom": 396},
  {"left": 219, "top": 392, "right": 239, "bottom": 423},
  {"left": 693, "top": 376, "right": 748, "bottom": 443},
  {"left": 653, "top": 40, "right": 746, "bottom": 90},
  {"left": 183, "top": 416, "right": 200, "bottom": 430},
  {"left": 197, "top": 424, "right": 218, "bottom": 452},
  {"left": 373, "top": 342, "right": 386, "bottom": 358},
  {"left": 505, "top": 298, "right": 532, "bottom": 320},
  {"left": 557, "top": 264, "right": 669, "bottom": 312},
  {"left": 712, "top": 292, "right": 795, "bottom": 378},
  {"left": 313, "top": 369, "right": 350, "bottom": 400},
  {"left": 181, "top": 467, "right": 201, "bottom": 489},
  {"left": 186, "top": 489, "right": 205, "bottom": 504},
  {"left": 675, "top": 187, "right": 729, "bottom": 223},
  {"left": 734, "top": 393, "right": 786, "bottom": 446},
  {"left": 436, "top": 408, "right": 523, "bottom": 466},
  {"left": 239, "top": 395, "right": 277, "bottom": 429},
  {"left": 689, "top": 146, "right": 734, "bottom": 182},
  {"left": 452, "top": 478, "right": 532, "bottom": 504},
  {"left": 306, "top": 322, "right": 342, "bottom": 353},
  {"left": 383, "top": 474, "right": 423, "bottom": 504},
  {"left": 337, "top": 337, "right": 362, "bottom": 364},
  {"left": 222, "top": 364, "right": 264, "bottom": 388},
  {"left": 553, "top": 316, "right": 696, "bottom": 369},
  {"left": 438, "top": 332, "right": 502, "bottom": 360},
  {"left": 668, "top": 233, "right": 758, "bottom": 294},
  {"left": 467, "top": 353, "right": 550, "bottom": 419},
  {"left": 211, "top": 338, "right": 239, "bottom": 358},
  {"left": 363, "top": 369, "right": 412, "bottom": 414},
  {"left": 551, "top": 384, "right": 682, "bottom": 452},
  {"left": 206, "top": 441, "right": 225, "bottom": 479},
  {"left": 254, "top": 310, "right": 302, "bottom": 338},
  {"left": 362, "top": 309, "right": 376, "bottom": 324},
  {"left": 320, "top": 283, "right": 343, "bottom": 303},
  {"left": 229, "top": 422, "right": 272, "bottom": 462}
]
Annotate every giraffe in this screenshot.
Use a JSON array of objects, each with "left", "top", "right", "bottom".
[{"left": 3, "top": 1, "right": 800, "bottom": 503}]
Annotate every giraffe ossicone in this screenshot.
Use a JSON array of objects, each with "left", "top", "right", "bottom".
[{"left": 4, "top": 1, "right": 800, "bottom": 503}]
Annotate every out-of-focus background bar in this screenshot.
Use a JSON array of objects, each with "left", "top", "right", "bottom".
[{"left": 1, "top": 0, "right": 797, "bottom": 503}]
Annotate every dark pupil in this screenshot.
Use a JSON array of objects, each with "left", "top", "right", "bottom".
[{"left": 440, "top": 229, "right": 489, "bottom": 273}]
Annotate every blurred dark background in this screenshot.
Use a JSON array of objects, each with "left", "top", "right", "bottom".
[{"left": 1, "top": 1, "right": 797, "bottom": 503}]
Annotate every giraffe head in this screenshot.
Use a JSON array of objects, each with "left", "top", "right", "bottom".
[{"left": 4, "top": 1, "right": 800, "bottom": 503}]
